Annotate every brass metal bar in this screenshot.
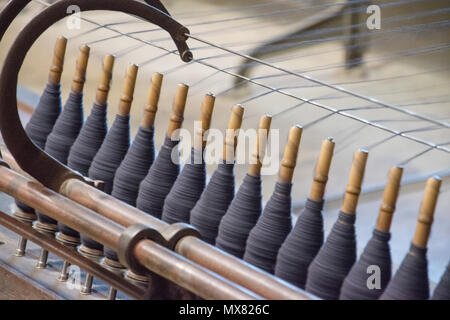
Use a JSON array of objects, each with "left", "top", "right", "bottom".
[
  {"left": 0, "top": 166, "right": 262, "bottom": 300},
  {"left": 60, "top": 178, "right": 314, "bottom": 300}
]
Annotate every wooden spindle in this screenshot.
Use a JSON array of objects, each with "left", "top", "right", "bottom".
[
  {"left": 48, "top": 36, "right": 67, "bottom": 85},
  {"left": 341, "top": 149, "right": 369, "bottom": 214},
  {"left": 194, "top": 93, "right": 216, "bottom": 151},
  {"left": 412, "top": 176, "right": 441, "bottom": 249},
  {"left": 142, "top": 72, "right": 163, "bottom": 129},
  {"left": 71, "top": 45, "right": 90, "bottom": 94},
  {"left": 278, "top": 125, "right": 303, "bottom": 184},
  {"left": 117, "top": 64, "right": 139, "bottom": 117},
  {"left": 375, "top": 166, "right": 403, "bottom": 232},
  {"left": 223, "top": 104, "right": 245, "bottom": 163},
  {"left": 95, "top": 54, "right": 115, "bottom": 106},
  {"left": 248, "top": 114, "right": 272, "bottom": 177},
  {"left": 167, "top": 83, "right": 189, "bottom": 139},
  {"left": 309, "top": 137, "right": 335, "bottom": 201}
]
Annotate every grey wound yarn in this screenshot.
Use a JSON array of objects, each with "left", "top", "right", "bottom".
[
  {"left": 82, "top": 114, "right": 130, "bottom": 253},
  {"left": 25, "top": 83, "right": 63, "bottom": 149},
  {"left": 45, "top": 92, "right": 84, "bottom": 237},
  {"left": 190, "top": 161, "right": 235, "bottom": 244},
  {"left": 88, "top": 114, "right": 131, "bottom": 195},
  {"left": 243, "top": 182, "right": 293, "bottom": 274},
  {"left": 380, "top": 244, "right": 430, "bottom": 300},
  {"left": 215, "top": 173, "right": 262, "bottom": 258},
  {"left": 274, "top": 198, "right": 324, "bottom": 289},
  {"left": 68, "top": 103, "right": 108, "bottom": 176},
  {"left": 340, "top": 229, "right": 392, "bottom": 300},
  {"left": 161, "top": 148, "right": 206, "bottom": 224},
  {"left": 112, "top": 126, "right": 155, "bottom": 206},
  {"left": 45, "top": 92, "right": 84, "bottom": 164},
  {"left": 136, "top": 136, "right": 180, "bottom": 219},
  {"left": 305, "top": 211, "right": 357, "bottom": 300},
  {"left": 17, "top": 83, "right": 63, "bottom": 216},
  {"left": 432, "top": 262, "right": 450, "bottom": 300}
]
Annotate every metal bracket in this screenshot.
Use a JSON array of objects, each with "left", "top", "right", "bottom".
[
  {"left": 161, "top": 222, "right": 202, "bottom": 251},
  {"left": 0, "top": 0, "right": 193, "bottom": 192},
  {"left": 117, "top": 223, "right": 167, "bottom": 275}
]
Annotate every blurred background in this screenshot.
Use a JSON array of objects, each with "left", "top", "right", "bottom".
[{"left": 0, "top": 0, "right": 449, "bottom": 283}]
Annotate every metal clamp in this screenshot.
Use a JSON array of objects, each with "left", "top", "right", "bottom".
[
  {"left": 0, "top": 0, "right": 193, "bottom": 192},
  {"left": 118, "top": 224, "right": 167, "bottom": 275},
  {"left": 162, "top": 222, "right": 201, "bottom": 251}
]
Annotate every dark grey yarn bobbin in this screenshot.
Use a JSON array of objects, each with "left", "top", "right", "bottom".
[
  {"left": 380, "top": 244, "right": 430, "bottom": 300},
  {"left": 112, "top": 126, "right": 156, "bottom": 206},
  {"left": 25, "top": 83, "right": 63, "bottom": 149},
  {"left": 136, "top": 136, "right": 180, "bottom": 219},
  {"left": 161, "top": 148, "right": 206, "bottom": 224},
  {"left": 274, "top": 198, "right": 324, "bottom": 289},
  {"left": 16, "top": 83, "right": 63, "bottom": 215},
  {"left": 215, "top": 173, "right": 262, "bottom": 259},
  {"left": 83, "top": 114, "right": 130, "bottom": 252},
  {"left": 88, "top": 114, "right": 131, "bottom": 195},
  {"left": 243, "top": 182, "right": 293, "bottom": 274},
  {"left": 432, "top": 261, "right": 450, "bottom": 300},
  {"left": 339, "top": 229, "right": 392, "bottom": 300},
  {"left": 68, "top": 103, "right": 108, "bottom": 176},
  {"left": 43, "top": 92, "right": 85, "bottom": 237},
  {"left": 104, "top": 126, "right": 156, "bottom": 262},
  {"left": 189, "top": 161, "right": 235, "bottom": 245},
  {"left": 305, "top": 211, "right": 357, "bottom": 300},
  {"left": 45, "top": 92, "right": 84, "bottom": 164}
]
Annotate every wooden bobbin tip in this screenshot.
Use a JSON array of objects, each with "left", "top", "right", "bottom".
[
  {"left": 168, "top": 83, "right": 189, "bottom": 138},
  {"left": 194, "top": 92, "right": 216, "bottom": 150},
  {"left": 95, "top": 54, "right": 115, "bottom": 106},
  {"left": 278, "top": 125, "right": 303, "bottom": 184},
  {"left": 248, "top": 113, "right": 272, "bottom": 177},
  {"left": 71, "top": 44, "right": 91, "bottom": 93},
  {"left": 309, "top": 136, "right": 336, "bottom": 202},
  {"left": 48, "top": 36, "right": 68, "bottom": 85},
  {"left": 375, "top": 165, "right": 404, "bottom": 233},
  {"left": 118, "top": 64, "right": 139, "bottom": 116},
  {"left": 412, "top": 176, "right": 442, "bottom": 248},
  {"left": 142, "top": 72, "right": 164, "bottom": 129},
  {"left": 341, "top": 148, "right": 369, "bottom": 214},
  {"left": 223, "top": 104, "right": 245, "bottom": 162}
]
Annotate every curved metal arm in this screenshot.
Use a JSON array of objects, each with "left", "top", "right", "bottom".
[{"left": 0, "top": 0, "right": 193, "bottom": 191}]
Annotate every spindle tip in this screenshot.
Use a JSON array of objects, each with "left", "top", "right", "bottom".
[
  {"left": 48, "top": 36, "right": 68, "bottom": 85},
  {"left": 71, "top": 45, "right": 91, "bottom": 93},
  {"left": 248, "top": 114, "right": 272, "bottom": 176},
  {"left": 258, "top": 114, "right": 272, "bottom": 130},
  {"left": 340, "top": 149, "right": 369, "bottom": 214},
  {"left": 95, "top": 54, "right": 115, "bottom": 106},
  {"left": 412, "top": 176, "right": 442, "bottom": 248},
  {"left": 376, "top": 166, "right": 404, "bottom": 232},
  {"left": 309, "top": 136, "right": 336, "bottom": 201},
  {"left": 227, "top": 104, "right": 245, "bottom": 129},
  {"left": 167, "top": 83, "right": 189, "bottom": 137},
  {"left": 195, "top": 93, "right": 216, "bottom": 150},
  {"left": 117, "top": 64, "right": 139, "bottom": 116},
  {"left": 142, "top": 73, "right": 164, "bottom": 129},
  {"left": 278, "top": 125, "right": 303, "bottom": 184}
]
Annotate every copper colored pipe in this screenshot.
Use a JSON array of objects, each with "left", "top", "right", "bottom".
[
  {"left": 60, "top": 178, "right": 314, "bottom": 300},
  {"left": 0, "top": 166, "right": 261, "bottom": 300}
]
